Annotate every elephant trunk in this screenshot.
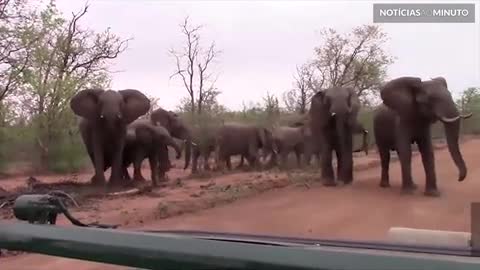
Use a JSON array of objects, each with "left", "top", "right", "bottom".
[
  {"left": 362, "top": 130, "right": 369, "bottom": 155},
  {"left": 182, "top": 132, "right": 192, "bottom": 170},
  {"left": 442, "top": 119, "right": 467, "bottom": 182},
  {"left": 436, "top": 104, "right": 468, "bottom": 182},
  {"left": 167, "top": 138, "right": 182, "bottom": 160},
  {"left": 335, "top": 115, "right": 351, "bottom": 180}
]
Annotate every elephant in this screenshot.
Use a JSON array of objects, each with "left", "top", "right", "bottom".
[
  {"left": 214, "top": 123, "right": 272, "bottom": 171},
  {"left": 237, "top": 128, "right": 275, "bottom": 169},
  {"left": 374, "top": 76, "right": 472, "bottom": 196},
  {"left": 269, "top": 125, "right": 307, "bottom": 169},
  {"left": 289, "top": 118, "right": 370, "bottom": 167},
  {"left": 71, "top": 88, "right": 150, "bottom": 186},
  {"left": 150, "top": 107, "right": 193, "bottom": 178},
  {"left": 309, "top": 86, "right": 361, "bottom": 186},
  {"left": 191, "top": 133, "right": 217, "bottom": 174},
  {"left": 122, "top": 119, "right": 182, "bottom": 187}
]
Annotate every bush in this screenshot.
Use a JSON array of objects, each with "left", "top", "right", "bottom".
[
  {"left": 45, "top": 134, "right": 88, "bottom": 174},
  {"left": 0, "top": 123, "right": 89, "bottom": 175}
]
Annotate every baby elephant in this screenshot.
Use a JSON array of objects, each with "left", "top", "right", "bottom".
[
  {"left": 122, "top": 119, "right": 182, "bottom": 186},
  {"left": 271, "top": 125, "right": 306, "bottom": 169}
]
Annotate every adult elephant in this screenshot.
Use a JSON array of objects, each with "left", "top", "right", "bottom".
[
  {"left": 150, "top": 107, "right": 193, "bottom": 178},
  {"left": 309, "top": 86, "right": 361, "bottom": 186},
  {"left": 71, "top": 88, "right": 150, "bottom": 186},
  {"left": 122, "top": 119, "right": 182, "bottom": 187},
  {"left": 214, "top": 123, "right": 272, "bottom": 171},
  {"left": 374, "top": 76, "right": 472, "bottom": 196}
]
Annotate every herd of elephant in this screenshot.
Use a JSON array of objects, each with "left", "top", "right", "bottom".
[{"left": 69, "top": 76, "right": 473, "bottom": 197}]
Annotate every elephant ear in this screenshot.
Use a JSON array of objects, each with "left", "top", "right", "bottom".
[
  {"left": 379, "top": 76, "right": 424, "bottom": 117},
  {"left": 310, "top": 90, "right": 332, "bottom": 128},
  {"left": 346, "top": 87, "right": 360, "bottom": 113},
  {"left": 150, "top": 125, "right": 172, "bottom": 144},
  {"left": 119, "top": 89, "right": 151, "bottom": 124},
  {"left": 430, "top": 77, "right": 448, "bottom": 89},
  {"left": 70, "top": 88, "right": 104, "bottom": 119},
  {"left": 311, "top": 90, "right": 325, "bottom": 104},
  {"left": 169, "top": 110, "right": 179, "bottom": 117}
]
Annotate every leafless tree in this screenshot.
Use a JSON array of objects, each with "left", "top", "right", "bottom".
[
  {"left": 169, "top": 16, "right": 221, "bottom": 115},
  {"left": 282, "top": 63, "right": 322, "bottom": 114}
]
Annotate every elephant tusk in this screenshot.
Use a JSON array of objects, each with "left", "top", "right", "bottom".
[
  {"left": 461, "top": 112, "right": 473, "bottom": 119},
  {"left": 440, "top": 115, "right": 461, "bottom": 123},
  {"left": 331, "top": 112, "right": 336, "bottom": 117}
]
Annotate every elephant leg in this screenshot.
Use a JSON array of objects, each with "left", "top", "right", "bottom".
[
  {"left": 245, "top": 154, "right": 257, "bottom": 171},
  {"left": 109, "top": 139, "right": 127, "bottom": 186},
  {"left": 226, "top": 155, "right": 232, "bottom": 170},
  {"left": 294, "top": 145, "right": 303, "bottom": 168},
  {"left": 149, "top": 154, "right": 159, "bottom": 187},
  {"left": 342, "top": 134, "right": 354, "bottom": 184},
  {"left": 265, "top": 149, "right": 278, "bottom": 169},
  {"left": 122, "top": 165, "right": 132, "bottom": 182},
  {"left": 191, "top": 147, "right": 200, "bottom": 174},
  {"left": 321, "top": 135, "right": 335, "bottom": 186},
  {"left": 157, "top": 145, "right": 170, "bottom": 181},
  {"left": 335, "top": 147, "right": 343, "bottom": 182},
  {"left": 203, "top": 151, "right": 212, "bottom": 170},
  {"left": 279, "top": 150, "right": 288, "bottom": 170},
  {"left": 417, "top": 132, "right": 439, "bottom": 197},
  {"left": 166, "top": 152, "right": 173, "bottom": 170},
  {"left": 236, "top": 155, "right": 245, "bottom": 169},
  {"left": 274, "top": 141, "right": 286, "bottom": 169},
  {"left": 378, "top": 147, "right": 391, "bottom": 188},
  {"left": 213, "top": 145, "right": 224, "bottom": 171},
  {"left": 315, "top": 152, "right": 321, "bottom": 167},
  {"left": 248, "top": 142, "right": 260, "bottom": 170},
  {"left": 217, "top": 155, "right": 228, "bottom": 172},
  {"left": 91, "top": 136, "right": 106, "bottom": 185},
  {"left": 303, "top": 147, "right": 312, "bottom": 167},
  {"left": 395, "top": 126, "right": 417, "bottom": 193},
  {"left": 133, "top": 149, "right": 147, "bottom": 182},
  {"left": 82, "top": 133, "right": 102, "bottom": 184}
]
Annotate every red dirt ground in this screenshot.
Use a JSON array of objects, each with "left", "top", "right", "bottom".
[{"left": 1, "top": 138, "right": 480, "bottom": 269}]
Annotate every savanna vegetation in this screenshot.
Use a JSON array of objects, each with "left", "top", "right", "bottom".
[{"left": 0, "top": 0, "right": 478, "bottom": 176}]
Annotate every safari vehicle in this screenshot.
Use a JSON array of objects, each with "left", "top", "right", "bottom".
[{"left": 1, "top": 194, "right": 480, "bottom": 270}]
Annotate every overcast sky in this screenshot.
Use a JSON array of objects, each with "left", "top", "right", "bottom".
[{"left": 55, "top": 0, "right": 480, "bottom": 111}]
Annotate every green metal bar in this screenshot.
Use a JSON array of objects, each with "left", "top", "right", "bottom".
[{"left": 1, "top": 222, "right": 480, "bottom": 270}]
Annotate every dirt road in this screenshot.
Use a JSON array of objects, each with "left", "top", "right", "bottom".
[
  {"left": 143, "top": 140, "right": 478, "bottom": 240},
  {"left": 1, "top": 138, "right": 480, "bottom": 269}
]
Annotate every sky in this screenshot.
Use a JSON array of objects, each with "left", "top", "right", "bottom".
[{"left": 54, "top": 0, "right": 480, "bottom": 111}]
